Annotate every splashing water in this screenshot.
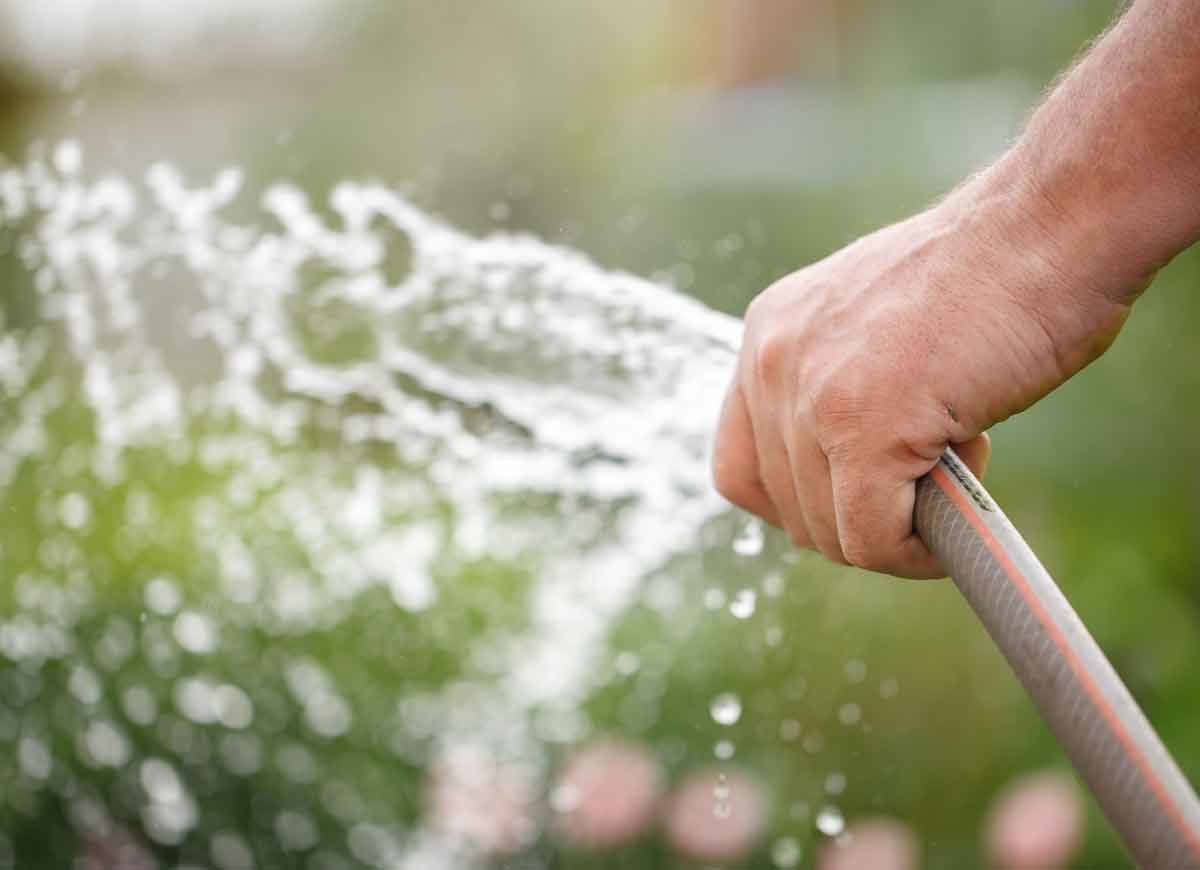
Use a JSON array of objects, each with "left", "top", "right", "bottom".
[
  {"left": 713, "top": 772, "right": 732, "bottom": 819},
  {"left": 729, "top": 587, "right": 757, "bottom": 619},
  {"left": 0, "top": 145, "right": 801, "bottom": 866},
  {"left": 0, "top": 141, "right": 879, "bottom": 870},
  {"left": 815, "top": 805, "right": 846, "bottom": 837},
  {"left": 709, "top": 692, "right": 743, "bottom": 727},
  {"left": 772, "top": 835, "right": 803, "bottom": 868}
]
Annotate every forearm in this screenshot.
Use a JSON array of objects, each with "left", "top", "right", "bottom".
[{"left": 953, "top": 0, "right": 1200, "bottom": 305}]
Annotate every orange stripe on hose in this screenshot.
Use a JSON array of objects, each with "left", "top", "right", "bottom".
[{"left": 929, "top": 464, "right": 1200, "bottom": 859}]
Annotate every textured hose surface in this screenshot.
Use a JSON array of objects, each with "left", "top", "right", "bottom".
[{"left": 915, "top": 449, "right": 1200, "bottom": 869}]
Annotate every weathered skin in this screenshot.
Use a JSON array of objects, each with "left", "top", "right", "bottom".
[{"left": 713, "top": 0, "right": 1200, "bottom": 578}]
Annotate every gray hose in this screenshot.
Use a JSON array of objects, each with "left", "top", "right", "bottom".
[{"left": 914, "top": 449, "right": 1200, "bottom": 868}]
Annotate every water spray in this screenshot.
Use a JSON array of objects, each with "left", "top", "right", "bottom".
[{"left": 3, "top": 148, "right": 1198, "bottom": 865}]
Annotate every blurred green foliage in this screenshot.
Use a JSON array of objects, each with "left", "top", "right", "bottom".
[{"left": 1, "top": 1, "right": 1197, "bottom": 868}]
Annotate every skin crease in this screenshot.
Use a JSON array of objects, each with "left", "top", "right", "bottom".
[{"left": 713, "top": 0, "right": 1200, "bottom": 578}]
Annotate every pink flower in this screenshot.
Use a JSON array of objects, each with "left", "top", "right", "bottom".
[
  {"left": 817, "top": 818, "right": 920, "bottom": 870},
  {"left": 424, "top": 743, "right": 538, "bottom": 857},
  {"left": 984, "top": 770, "right": 1084, "bottom": 870},
  {"left": 553, "top": 738, "right": 665, "bottom": 850},
  {"left": 663, "top": 767, "right": 767, "bottom": 862}
]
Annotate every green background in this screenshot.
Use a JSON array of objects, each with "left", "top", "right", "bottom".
[{"left": 1, "top": 2, "right": 1196, "bottom": 867}]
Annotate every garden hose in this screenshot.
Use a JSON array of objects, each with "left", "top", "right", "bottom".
[{"left": 914, "top": 449, "right": 1200, "bottom": 868}]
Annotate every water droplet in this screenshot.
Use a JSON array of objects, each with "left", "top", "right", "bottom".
[
  {"left": 82, "top": 720, "right": 130, "bottom": 767},
  {"left": 144, "top": 578, "right": 181, "bottom": 615},
  {"left": 837, "top": 703, "right": 862, "bottom": 727},
  {"left": 712, "top": 772, "right": 732, "bottom": 818},
  {"left": 173, "top": 610, "right": 218, "bottom": 654},
  {"left": 714, "top": 739, "right": 735, "bottom": 760},
  {"left": 816, "top": 805, "right": 845, "bottom": 837},
  {"left": 53, "top": 140, "right": 82, "bottom": 175},
  {"left": 304, "top": 694, "right": 353, "bottom": 738},
  {"left": 880, "top": 677, "right": 900, "bottom": 699},
  {"left": 779, "top": 719, "right": 801, "bottom": 742},
  {"left": 175, "top": 677, "right": 218, "bottom": 724},
  {"left": 709, "top": 693, "right": 742, "bottom": 726},
  {"left": 18, "top": 736, "right": 51, "bottom": 780},
  {"left": 274, "top": 810, "right": 319, "bottom": 852},
  {"left": 219, "top": 733, "right": 263, "bottom": 777},
  {"left": 824, "top": 771, "right": 847, "bottom": 796},
  {"left": 58, "top": 491, "right": 90, "bottom": 530},
  {"left": 843, "top": 659, "right": 867, "bottom": 684},
  {"left": 140, "top": 758, "right": 197, "bottom": 845},
  {"left": 703, "top": 587, "right": 726, "bottom": 610},
  {"left": 729, "top": 588, "right": 757, "bottom": 619},
  {"left": 122, "top": 685, "right": 158, "bottom": 727},
  {"left": 550, "top": 782, "right": 581, "bottom": 813},
  {"left": 68, "top": 665, "right": 101, "bottom": 705},
  {"left": 214, "top": 684, "right": 254, "bottom": 730},
  {"left": 772, "top": 836, "right": 803, "bottom": 868},
  {"left": 614, "top": 651, "right": 640, "bottom": 676},
  {"left": 733, "top": 521, "right": 764, "bottom": 556},
  {"left": 210, "top": 830, "right": 254, "bottom": 870}
]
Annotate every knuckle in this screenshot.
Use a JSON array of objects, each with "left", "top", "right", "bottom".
[
  {"left": 806, "top": 515, "right": 849, "bottom": 565},
  {"left": 743, "top": 292, "right": 771, "bottom": 326},
  {"left": 811, "top": 385, "right": 862, "bottom": 455},
  {"left": 752, "top": 329, "right": 791, "bottom": 385},
  {"left": 811, "top": 365, "right": 886, "bottom": 459},
  {"left": 832, "top": 478, "right": 877, "bottom": 570},
  {"left": 840, "top": 533, "right": 882, "bottom": 572},
  {"left": 811, "top": 383, "right": 849, "bottom": 420}
]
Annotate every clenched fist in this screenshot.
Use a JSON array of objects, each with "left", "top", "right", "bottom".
[{"left": 712, "top": 166, "right": 1138, "bottom": 578}]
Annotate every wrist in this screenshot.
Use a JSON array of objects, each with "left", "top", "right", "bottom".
[
  {"left": 936, "top": 148, "right": 1153, "bottom": 307},
  {"left": 1010, "top": 144, "right": 1163, "bottom": 306},
  {"left": 930, "top": 154, "right": 1137, "bottom": 378},
  {"left": 932, "top": 154, "right": 1094, "bottom": 307}
]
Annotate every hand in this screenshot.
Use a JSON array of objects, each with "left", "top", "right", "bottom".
[{"left": 712, "top": 169, "right": 1137, "bottom": 577}]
